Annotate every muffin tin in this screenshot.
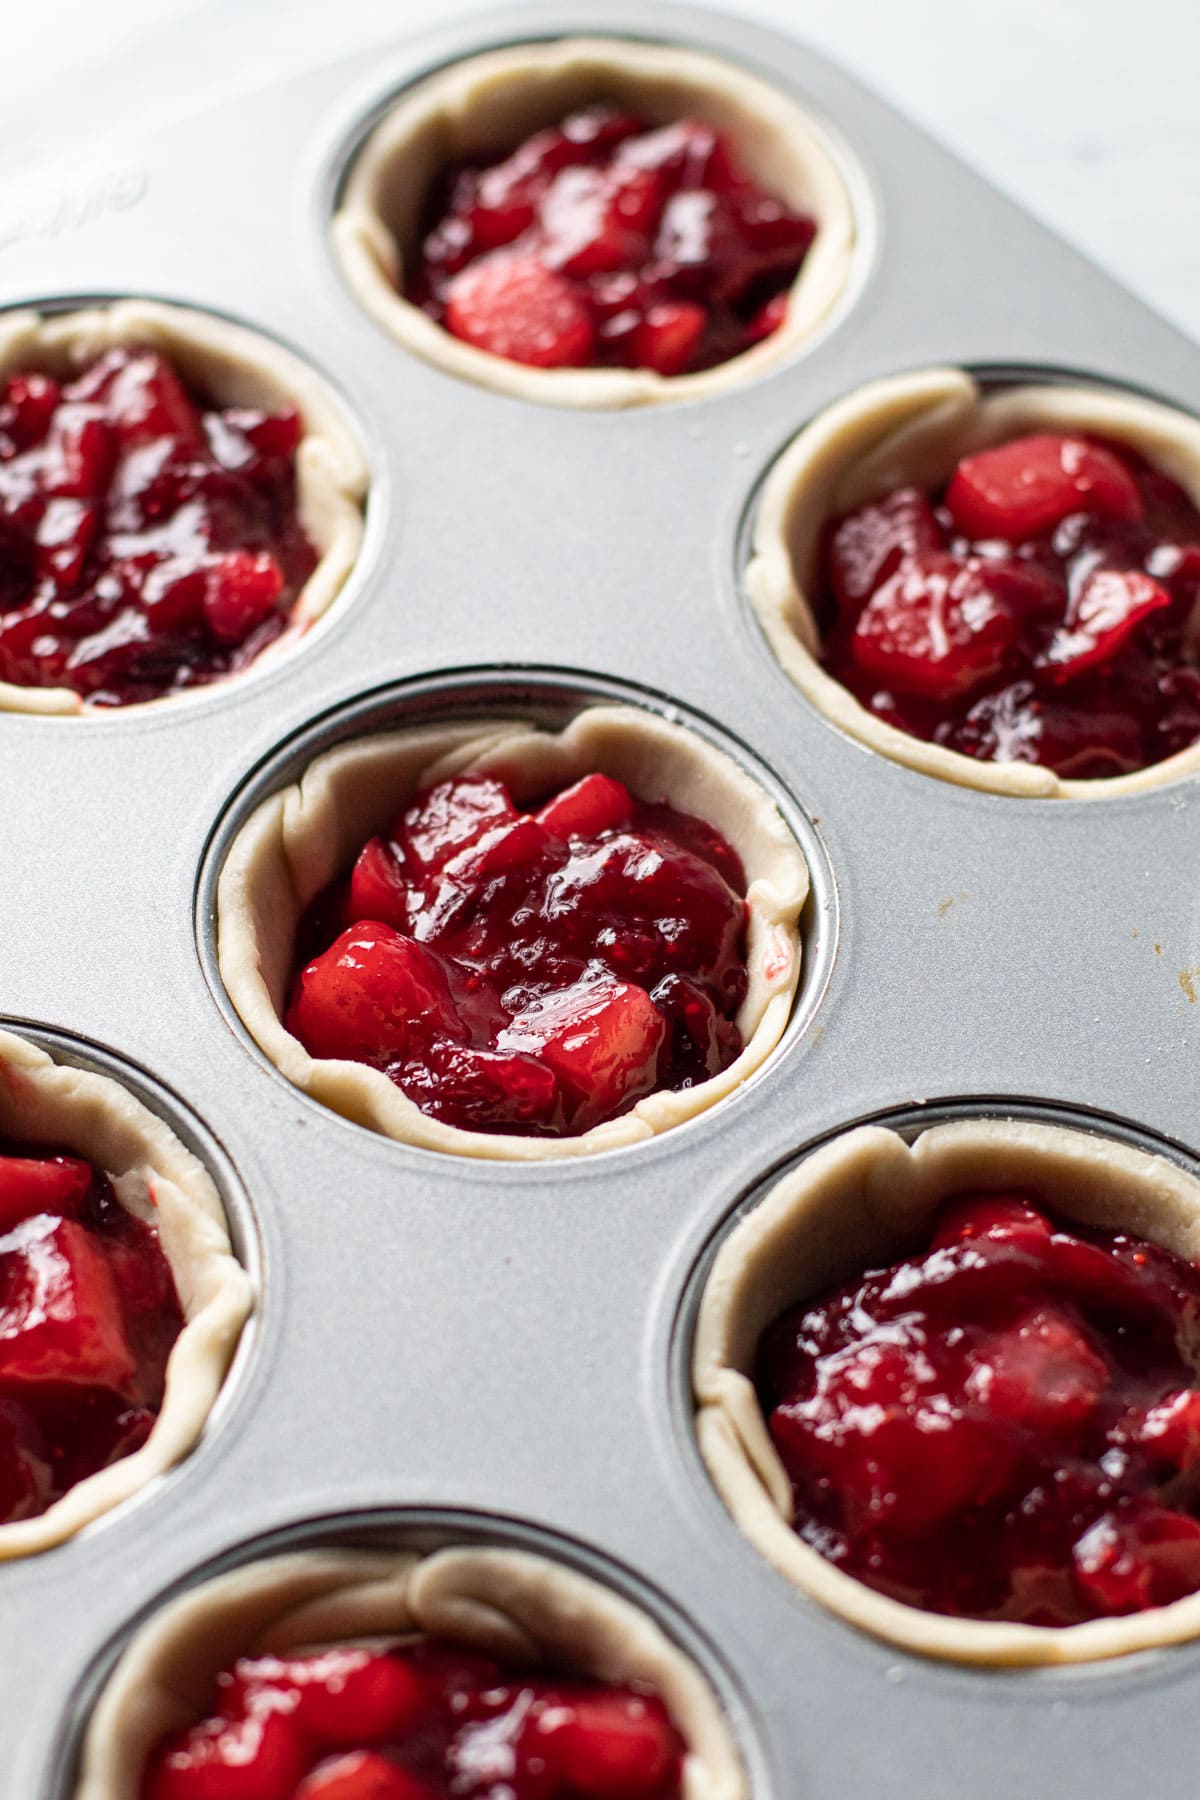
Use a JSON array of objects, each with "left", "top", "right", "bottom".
[{"left": 2, "top": 1, "right": 1200, "bottom": 1795}]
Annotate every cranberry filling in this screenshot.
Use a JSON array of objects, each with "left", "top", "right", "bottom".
[
  {"left": 0, "top": 345, "right": 316, "bottom": 706},
  {"left": 286, "top": 770, "right": 749, "bottom": 1137},
  {"left": 408, "top": 105, "right": 816, "bottom": 375},
  {"left": 0, "top": 1143, "right": 184, "bottom": 1522},
  {"left": 758, "top": 1190, "right": 1200, "bottom": 1625},
  {"left": 143, "top": 1635, "right": 686, "bottom": 1800},
  {"left": 819, "top": 431, "right": 1200, "bottom": 778}
]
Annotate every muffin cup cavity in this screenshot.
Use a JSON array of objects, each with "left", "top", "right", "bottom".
[
  {"left": 0, "top": 299, "right": 370, "bottom": 715},
  {"left": 746, "top": 367, "right": 1200, "bottom": 797},
  {"left": 332, "top": 36, "right": 858, "bottom": 407},
  {"left": 0, "top": 1027, "right": 252, "bottom": 1558},
  {"left": 215, "top": 698, "right": 810, "bottom": 1161},
  {"left": 693, "top": 1115, "right": 1200, "bottom": 1665},
  {"left": 74, "top": 1541, "right": 746, "bottom": 1800}
]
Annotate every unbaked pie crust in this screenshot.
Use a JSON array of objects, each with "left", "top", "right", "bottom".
[
  {"left": 693, "top": 1116, "right": 1200, "bottom": 1664},
  {"left": 332, "top": 37, "right": 857, "bottom": 408},
  {"left": 746, "top": 367, "right": 1200, "bottom": 798},
  {"left": 217, "top": 703, "right": 809, "bottom": 1161},
  {"left": 0, "top": 1027, "right": 252, "bottom": 1558},
  {"left": 0, "top": 299, "right": 369, "bottom": 716},
  {"left": 74, "top": 1542, "right": 746, "bottom": 1800}
]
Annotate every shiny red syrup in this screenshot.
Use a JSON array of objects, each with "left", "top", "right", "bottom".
[
  {"left": 0, "top": 1144, "right": 184, "bottom": 1523},
  {"left": 0, "top": 346, "right": 316, "bottom": 705},
  {"left": 820, "top": 433, "right": 1200, "bottom": 778},
  {"left": 287, "top": 770, "right": 749, "bottom": 1136},
  {"left": 143, "top": 1635, "right": 686, "bottom": 1800},
  {"left": 758, "top": 1191, "right": 1200, "bottom": 1625},
  {"left": 409, "top": 106, "right": 817, "bottom": 374}
]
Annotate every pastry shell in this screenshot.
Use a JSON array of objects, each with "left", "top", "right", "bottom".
[
  {"left": 74, "top": 1542, "right": 745, "bottom": 1800},
  {"left": 333, "top": 36, "right": 856, "bottom": 408},
  {"left": 217, "top": 703, "right": 809, "bottom": 1161},
  {"left": 0, "top": 1027, "right": 252, "bottom": 1558},
  {"left": 693, "top": 1116, "right": 1200, "bottom": 1664},
  {"left": 0, "top": 299, "right": 369, "bottom": 716},
  {"left": 746, "top": 367, "right": 1200, "bottom": 797}
]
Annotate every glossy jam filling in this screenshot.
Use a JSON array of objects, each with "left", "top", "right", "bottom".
[
  {"left": 287, "top": 770, "right": 749, "bottom": 1137},
  {"left": 408, "top": 106, "right": 816, "bottom": 375},
  {"left": 0, "top": 1144, "right": 184, "bottom": 1523},
  {"left": 758, "top": 1190, "right": 1200, "bottom": 1626},
  {"left": 0, "top": 345, "right": 316, "bottom": 706},
  {"left": 819, "top": 432, "right": 1200, "bottom": 778},
  {"left": 143, "top": 1634, "right": 686, "bottom": 1800}
]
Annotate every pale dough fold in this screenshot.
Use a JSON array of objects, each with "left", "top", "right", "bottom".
[
  {"left": 746, "top": 367, "right": 1200, "bottom": 797},
  {"left": 693, "top": 1117, "right": 1200, "bottom": 1664},
  {"left": 0, "top": 300, "right": 369, "bottom": 716},
  {"left": 332, "top": 37, "right": 857, "bottom": 407},
  {"left": 217, "top": 703, "right": 809, "bottom": 1161},
  {"left": 0, "top": 1027, "right": 252, "bottom": 1558},
  {"left": 74, "top": 1543, "right": 746, "bottom": 1800}
]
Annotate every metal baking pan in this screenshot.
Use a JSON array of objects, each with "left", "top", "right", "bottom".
[{"left": 1, "top": 3, "right": 1199, "bottom": 1794}]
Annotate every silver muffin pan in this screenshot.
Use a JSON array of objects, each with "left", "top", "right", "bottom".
[{"left": 2, "top": 2, "right": 1200, "bottom": 1795}]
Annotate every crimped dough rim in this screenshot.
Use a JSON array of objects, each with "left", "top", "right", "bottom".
[
  {"left": 332, "top": 36, "right": 857, "bottom": 409},
  {"left": 0, "top": 1027, "right": 252, "bottom": 1559},
  {"left": 216, "top": 703, "right": 809, "bottom": 1162},
  {"left": 74, "top": 1543, "right": 746, "bottom": 1800},
  {"left": 746, "top": 367, "right": 1200, "bottom": 798},
  {"left": 0, "top": 300, "right": 369, "bottom": 716},
  {"left": 693, "top": 1116, "right": 1200, "bottom": 1665}
]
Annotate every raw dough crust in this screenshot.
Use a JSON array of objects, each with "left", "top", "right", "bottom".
[
  {"left": 217, "top": 703, "right": 809, "bottom": 1161},
  {"left": 0, "top": 1027, "right": 252, "bottom": 1558},
  {"left": 746, "top": 367, "right": 1200, "bottom": 798},
  {"left": 74, "top": 1542, "right": 746, "bottom": 1800},
  {"left": 332, "top": 37, "right": 857, "bottom": 408},
  {"left": 693, "top": 1116, "right": 1200, "bottom": 1664},
  {"left": 0, "top": 299, "right": 369, "bottom": 716}
]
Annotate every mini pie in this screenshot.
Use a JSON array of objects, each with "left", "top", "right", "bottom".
[
  {"left": 0, "top": 300, "right": 368, "bottom": 714},
  {"left": 74, "top": 1542, "right": 746, "bottom": 1800},
  {"left": 332, "top": 37, "right": 856, "bottom": 407},
  {"left": 0, "top": 1027, "right": 251, "bottom": 1557},
  {"left": 693, "top": 1117, "right": 1200, "bottom": 1665},
  {"left": 746, "top": 368, "right": 1200, "bottom": 797},
  {"left": 218, "top": 705, "right": 808, "bottom": 1160}
]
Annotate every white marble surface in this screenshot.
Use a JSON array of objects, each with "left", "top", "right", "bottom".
[{"left": 1, "top": 0, "right": 1197, "bottom": 342}]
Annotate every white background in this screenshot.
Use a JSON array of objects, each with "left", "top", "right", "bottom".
[{"left": 0, "top": 0, "right": 1197, "bottom": 343}]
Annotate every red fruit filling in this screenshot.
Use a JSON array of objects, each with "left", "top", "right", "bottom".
[
  {"left": 142, "top": 1636, "right": 685, "bottom": 1800},
  {"left": 286, "top": 770, "right": 749, "bottom": 1137},
  {"left": 819, "top": 432, "right": 1200, "bottom": 778},
  {"left": 409, "top": 106, "right": 817, "bottom": 375},
  {"left": 0, "top": 1143, "right": 183, "bottom": 1523},
  {"left": 0, "top": 346, "right": 316, "bottom": 706},
  {"left": 757, "top": 1190, "right": 1200, "bottom": 1625}
]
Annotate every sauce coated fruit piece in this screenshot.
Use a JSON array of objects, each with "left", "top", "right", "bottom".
[
  {"left": 142, "top": 1639, "right": 686, "bottom": 1800},
  {"left": 287, "top": 770, "right": 749, "bottom": 1137},
  {"left": 498, "top": 975, "right": 668, "bottom": 1132},
  {"left": 218, "top": 1650, "right": 427, "bottom": 1747},
  {"left": 294, "top": 1755, "right": 434, "bottom": 1800},
  {"left": 0, "top": 345, "right": 315, "bottom": 706},
  {"left": 758, "top": 1191, "right": 1200, "bottom": 1625},
  {"left": 540, "top": 1689, "right": 678, "bottom": 1798},
  {"left": 820, "top": 430, "right": 1200, "bottom": 777},
  {"left": 445, "top": 255, "right": 595, "bottom": 368},
  {"left": 0, "top": 1146, "right": 182, "bottom": 1523},
  {"left": 146, "top": 1712, "right": 309, "bottom": 1800},
  {"left": 411, "top": 105, "right": 817, "bottom": 375},
  {"left": 851, "top": 554, "right": 1023, "bottom": 699},
  {"left": 0, "top": 1153, "right": 91, "bottom": 1230},
  {"left": 944, "top": 435, "right": 1144, "bottom": 541},
  {"left": 0, "top": 1218, "right": 137, "bottom": 1393}
]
